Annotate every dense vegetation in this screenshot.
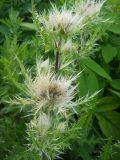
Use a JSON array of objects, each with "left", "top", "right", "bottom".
[{"left": 0, "top": 0, "right": 120, "bottom": 160}]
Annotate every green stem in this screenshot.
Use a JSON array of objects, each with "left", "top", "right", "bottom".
[
  {"left": 54, "top": 40, "right": 61, "bottom": 73},
  {"left": 55, "top": 49, "right": 60, "bottom": 73}
]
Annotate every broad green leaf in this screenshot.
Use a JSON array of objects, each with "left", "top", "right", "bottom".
[
  {"left": 81, "top": 58, "right": 112, "bottom": 81},
  {"left": 108, "top": 25, "right": 120, "bottom": 34},
  {"left": 109, "top": 79, "right": 120, "bottom": 91},
  {"left": 100, "top": 59, "right": 110, "bottom": 74},
  {"left": 102, "top": 45, "right": 117, "bottom": 63},
  {"left": 108, "top": 88, "right": 120, "bottom": 97},
  {"left": 78, "top": 69, "right": 99, "bottom": 97},
  {"left": 107, "top": 0, "right": 120, "bottom": 4},
  {"left": 20, "top": 22, "right": 37, "bottom": 31},
  {"left": 95, "top": 96, "right": 120, "bottom": 112},
  {"left": 96, "top": 111, "right": 120, "bottom": 139}
]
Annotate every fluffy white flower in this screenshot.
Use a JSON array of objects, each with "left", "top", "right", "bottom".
[
  {"left": 38, "top": 5, "right": 84, "bottom": 35},
  {"left": 30, "top": 113, "right": 51, "bottom": 135},
  {"left": 60, "top": 40, "right": 76, "bottom": 54},
  {"left": 57, "top": 122, "right": 66, "bottom": 132},
  {"left": 24, "top": 59, "right": 78, "bottom": 115},
  {"left": 75, "top": 0, "right": 105, "bottom": 18},
  {"left": 37, "top": 1, "right": 105, "bottom": 35}
]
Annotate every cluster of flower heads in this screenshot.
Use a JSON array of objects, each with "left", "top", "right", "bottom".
[
  {"left": 26, "top": 1, "right": 105, "bottom": 137},
  {"left": 9, "top": 1, "right": 106, "bottom": 158},
  {"left": 20, "top": 58, "right": 78, "bottom": 137},
  {"left": 36, "top": 0, "right": 105, "bottom": 35}
]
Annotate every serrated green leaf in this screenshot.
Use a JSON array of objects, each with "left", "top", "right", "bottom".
[
  {"left": 96, "top": 111, "right": 120, "bottom": 139},
  {"left": 95, "top": 96, "right": 120, "bottom": 112},
  {"left": 102, "top": 45, "right": 117, "bottom": 63}
]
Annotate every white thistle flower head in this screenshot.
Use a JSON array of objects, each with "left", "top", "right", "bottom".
[
  {"left": 60, "top": 40, "right": 76, "bottom": 54},
  {"left": 57, "top": 122, "right": 66, "bottom": 132},
  {"left": 38, "top": 5, "right": 84, "bottom": 35},
  {"left": 27, "top": 59, "right": 78, "bottom": 115},
  {"left": 75, "top": 0, "right": 105, "bottom": 18},
  {"left": 30, "top": 113, "right": 51, "bottom": 135}
]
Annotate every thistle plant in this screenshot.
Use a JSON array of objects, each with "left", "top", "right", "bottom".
[
  {"left": 7, "top": 0, "right": 106, "bottom": 159},
  {"left": 35, "top": 0, "right": 105, "bottom": 71}
]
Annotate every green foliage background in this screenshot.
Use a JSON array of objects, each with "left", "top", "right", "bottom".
[{"left": 0, "top": 0, "right": 120, "bottom": 159}]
